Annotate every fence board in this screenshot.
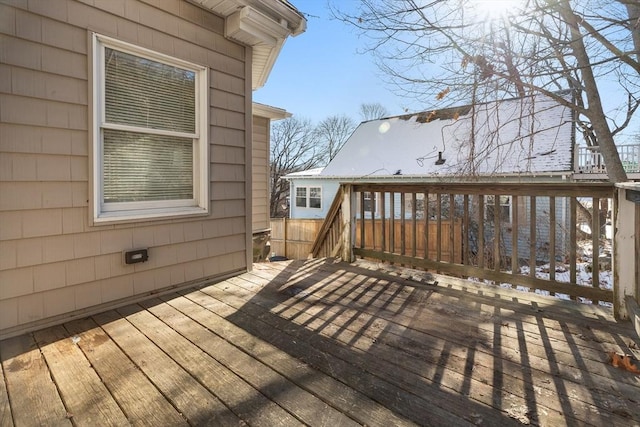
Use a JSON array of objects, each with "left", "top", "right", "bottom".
[
  {"left": 270, "top": 218, "right": 324, "bottom": 260},
  {"left": 272, "top": 218, "right": 463, "bottom": 264}
]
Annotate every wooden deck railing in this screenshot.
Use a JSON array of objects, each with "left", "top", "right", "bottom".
[
  {"left": 576, "top": 144, "right": 640, "bottom": 174},
  {"left": 310, "top": 186, "right": 345, "bottom": 258},
  {"left": 312, "top": 182, "right": 616, "bottom": 304}
]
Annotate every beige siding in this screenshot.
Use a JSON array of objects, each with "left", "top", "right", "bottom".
[
  {"left": 252, "top": 115, "right": 270, "bottom": 232},
  {"left": 0, "top": 0, "right": 250, "bottom": 337}
]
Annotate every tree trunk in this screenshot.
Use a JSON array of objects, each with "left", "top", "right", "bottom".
[
  {"left": 558, "top": 0, "right": 629, "bottom": 183},
  {"left": 625, "top": 2, "right": 640, "bottom": 63}
]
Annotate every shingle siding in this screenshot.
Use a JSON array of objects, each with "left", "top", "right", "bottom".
[
  {"left": 0, "top": 0, "right": 250, "bottom": 337},
  {"left": 252, "top": 115, "right": 269, "bottom": 231}
]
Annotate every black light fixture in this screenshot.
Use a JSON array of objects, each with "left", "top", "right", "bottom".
[
  {"left": 435, "top": 151, "right": 446, "bottom": 165},
  {"left": 124, "top": 249, "right": 148, "bottom": 264}
]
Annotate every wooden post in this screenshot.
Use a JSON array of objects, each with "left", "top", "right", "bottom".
[
  {"left": 372, "top": 192, "right": 377, "bottom": 251},
  {"left": 494, "top": 194, "right": 500, "bottom": 271},
  {"left": 511, "top": 195, "right": 519, "bottom": 274},
  {"left": 341, "top": 184, "right": 355, "bottom": 262},
  {"left": 381, "top": 192, "right": 386, "bottom": 252},
  {"left": 390, "top": 193, "right": 395, "bottom": 254},
  {"left": 436, "top": 193, "right": 442, "bottom": 262},
  {"left": 549, "top": 196, "right": 556, "bottom": 282},
  {"left": 412, "top": 192, "right": 417, "bottom": 258},
  {"left": 592, "top": 197, "right": 601, "bottom": 288},
  {"left": 570, "top": 197, "right": 577, "bottom": 284},
  {"left": 360, "top": 191, "right": 365, "bottom": 249},
  {"left": 614, "top": 184, "right": 639, "bottom": 321},
  {"left": 449, "top": 194, "right": 455, "bottom": 264},
  {"left": 529, "top": 196, "right": 537, "bottom": 277},
  {"left": 424, "top": 190, "right": 430, "bottom": 261},
  {"left": 478, "top": 195, "right": 484, "bottom": 268},
  {"left": 401, "top": 192, "right": 406, "bottom": 256},
  {"left": 463, "top": 194, "right": 469, "bottom": 265}
]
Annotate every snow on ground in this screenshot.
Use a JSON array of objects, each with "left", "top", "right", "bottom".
[
  {"left": 471, "top": 239, "right": 613, "bottom": 307},
  {"left": 368, "top": 238, "right": 614, "bottom": 307}
]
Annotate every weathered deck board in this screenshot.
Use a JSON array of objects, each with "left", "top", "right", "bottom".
[
  {"left": 0, "top": 334, "right": 71, "bottom": 427},
  {"left": 93, "top": 310, "right": 242, "bottom": 426},
  {"left": 0, "top": 347, "right": 12, "bottom": 427},
  {"left": 117, "top": 302, "right": 305, "bottom": 427},
  {"left": 191, "top": 282, "right": 517, "bottom": 426},
  {"left": 62, "top": 317, "right": 189, "bottom": 426},
  {"left": 0, "top": 258, "right": 638, "bottom": 427},
  {"left": 32, "top": 326, "right": 129, "bottom": 425},
  {"left": 210, "top": 272, "right": 574, "bottom": 425},
  {"left": 140, "top": 297, "right": 362, "bottom": 427},
  {"left": 237, "top": 266, "right": 639, "bottom": 424},
  {"left": 161, "top": 294, "right": 416, "bottom": 427}
]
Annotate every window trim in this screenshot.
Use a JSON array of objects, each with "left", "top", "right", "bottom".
[
  {"left": 90, "top": 33, "right": 209, "bottom": 224},
  {"left": 485, "top": 195, "right": 512, "bottom": 223},
  {"left": 294, "top": 186, "right": 322, "bottom": 209}
]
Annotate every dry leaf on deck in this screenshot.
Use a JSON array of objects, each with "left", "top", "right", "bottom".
[{"left": 608, "top": 351, "right": 640, "bottom": 374}]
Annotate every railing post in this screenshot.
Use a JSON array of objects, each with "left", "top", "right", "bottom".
[
  {"left": 341, "top": 184, "right": 355, "bottom": 262},
  {"left": 614, "top": 183, "right": 640, "bottom": 326}
]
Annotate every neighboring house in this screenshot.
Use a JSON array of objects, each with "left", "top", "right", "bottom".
[
  {"left": 284, "top": 167, "right": 329, "bottom": 219},
  {"left": 287, "top": 93, "right": 576, "bottom": 215},
  {"left": 0, "top": 0, "right": 305, "bottom": 338},
  {"left": 286, "top": 94, "right": 579, "bottom": 261}
]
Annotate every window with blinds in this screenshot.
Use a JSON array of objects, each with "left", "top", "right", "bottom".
[{"left": 92, "top": 34, "right": 209, "bottom": 222}]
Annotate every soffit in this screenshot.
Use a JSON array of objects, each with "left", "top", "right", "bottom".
[{"left": 190, "top": 0, "right": 306, "bottom": 89}]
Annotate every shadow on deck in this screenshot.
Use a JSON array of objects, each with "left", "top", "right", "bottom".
[{"left": 1, "top": 258, "right": 639, "bottom": 426}]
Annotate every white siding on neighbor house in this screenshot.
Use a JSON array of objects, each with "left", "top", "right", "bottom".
[
  {"left": 288, "top": 179, "right": 340, "bottom": 219},
  {"left": 0, "top": 0, "right": 251, "bottom": 337}
]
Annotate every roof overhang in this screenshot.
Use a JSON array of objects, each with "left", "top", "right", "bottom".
[
  {"left": 287, "top": 173, "right": 573, "bottom": 183},
  {"left": 252, "top": 102, "right": 291, "bottom": 120},
  {"left": 190, "top": 0, "right": 306, "bottom": 89}
]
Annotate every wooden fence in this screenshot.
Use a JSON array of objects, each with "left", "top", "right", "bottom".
[
  {"left": 271, "top": 217, "right": 462, "bottom": 264},
  {"left": 269, "top": 217, "right": 324, "bottom": 260}
]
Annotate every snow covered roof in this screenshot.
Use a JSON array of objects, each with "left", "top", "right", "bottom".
[
  {"left": 283, "top": 167, "right": 324, "bottom": 178},
  {"left": 320, "top": 94, "right": 574, "bottom": 178}
]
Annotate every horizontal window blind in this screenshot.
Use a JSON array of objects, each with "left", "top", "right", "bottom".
[
  {"left": 103, "top": 129, "right": 193, "bottom": 203},
  {"left": 104, "top": 48, "right": 196, "bottom": 134}
]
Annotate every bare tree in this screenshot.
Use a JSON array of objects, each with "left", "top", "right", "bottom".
[
  {"left": 315, "top": 114, "right": 357, "bottom": 162},
  {"left": 333, "top": 0, "right": 640, "bottom": 183},
  {"left": 270, "top": 117, "right": 322, "bottom": 217},
  {"left": 359, "top": 102, "right": 390, "bottom": 121}
]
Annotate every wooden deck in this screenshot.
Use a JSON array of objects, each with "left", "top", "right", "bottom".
[{"left": 1, "top": 258, "right": 639, "bottom": 427}]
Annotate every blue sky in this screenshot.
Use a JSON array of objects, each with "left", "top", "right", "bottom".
[
  {"left": 253, "top": 1, "right": 420, "bottom": 124},
  {"left": 254, "top": 1, "right": 639, "bottom": 143}
]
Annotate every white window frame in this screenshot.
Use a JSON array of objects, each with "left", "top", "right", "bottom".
[
  {"left": 91, "top": 33, "right": 209, "bottom": 224},
  {"left": 294, "top": 186, "right": 322, "bottom": 209},
  {"left": 363, "top": 191, "right": 376, "bottom": 213},
  {"left": 485, "top": 195, "right": 512, "bottom": 223}
]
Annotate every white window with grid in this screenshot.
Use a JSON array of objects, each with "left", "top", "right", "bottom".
[
  {"left": 485, "top": 195, "right": 512, "bottom": 223},
  {"left": 91, "top": 34, "right": 209, "bottom": 223},
  {"left": 295, "top": 186, "right": 322, "bottom": 209}
]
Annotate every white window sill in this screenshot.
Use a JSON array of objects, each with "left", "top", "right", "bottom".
[{"left": 94, "top": 206, "right": 209, "bottom": 225}]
